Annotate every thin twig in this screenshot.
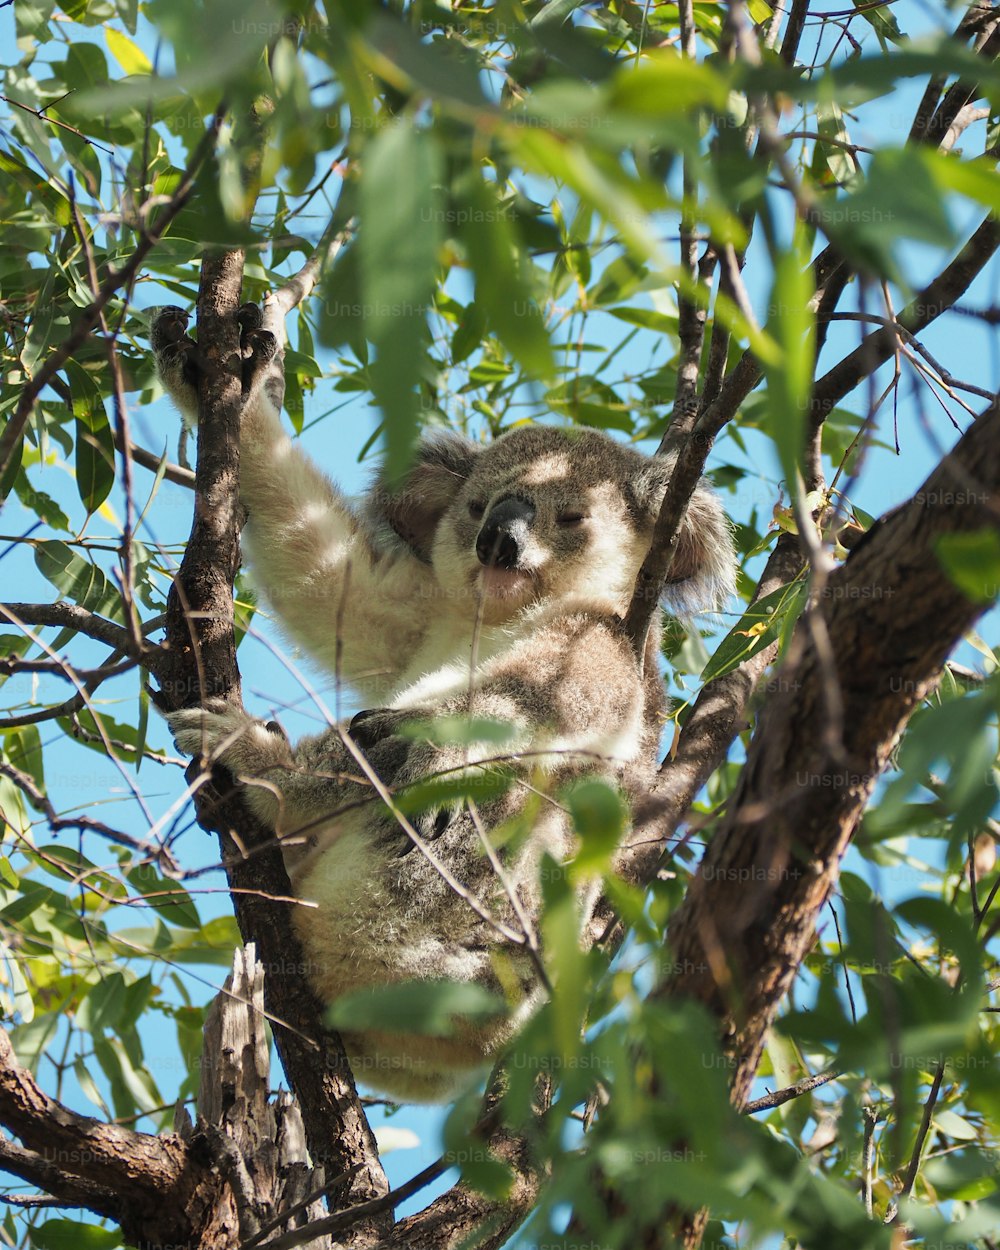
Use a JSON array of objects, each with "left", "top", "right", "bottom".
[
  {"left": 744, "top": 1067, "right": 842, "bottom": 1113},
  {"left": 861, "top": 1104, "right": 878, "bottom": 1217},
  {"left": 893, "top": 1063, "right": 945, "bottom": 1211}
]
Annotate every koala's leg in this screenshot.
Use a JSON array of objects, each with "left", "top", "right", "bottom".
[
  {"left": 165, "top": 702, "right": 369, "bottom": 865},
  {"left": 165, "top": 701, "right": 296, "bottom": 829}
]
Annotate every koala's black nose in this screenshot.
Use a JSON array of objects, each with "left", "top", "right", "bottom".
[{"left": 476, "top": 497, "right": 535, "bottom": 570}]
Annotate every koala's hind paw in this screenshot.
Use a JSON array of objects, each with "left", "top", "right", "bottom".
[
  {"left": 394, "top": 804, "right": 461, "bottom": 858},
  {"left": 236, "top": 301, "right": 282, "bottom": 407},
  {"left": 236, "top": 302, "right": 263, "bottom": 334},
  {"left": 349, "top": 706, "right": 429, "bottom": 749}
]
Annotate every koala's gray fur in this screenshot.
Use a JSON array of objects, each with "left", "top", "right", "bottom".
[{"left": 154, "top": 300, "right": 737, "bottom": 1101}]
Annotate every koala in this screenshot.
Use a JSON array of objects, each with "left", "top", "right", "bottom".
[{"left": 153, "top": 300, "right": 737, "bottom": 1101}]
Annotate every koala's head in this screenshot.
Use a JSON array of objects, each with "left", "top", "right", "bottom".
[{"left": 370, "top": 426, "right": 736, "bottom": 624}]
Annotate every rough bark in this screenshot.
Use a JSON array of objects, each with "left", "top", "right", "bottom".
[
  {"left": 657, "top": 400, "right": 1000, "bottom": 1244},
  {"left": 186, "top": 945, "right": 334, "bottom": 1249},
  {"left": 0, "top": 1028, "right": 215, "bottom": 1248}
]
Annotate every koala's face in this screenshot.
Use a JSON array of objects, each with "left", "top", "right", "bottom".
[{"left": 430, "top": 427, "right": 664, "bottom": 623}]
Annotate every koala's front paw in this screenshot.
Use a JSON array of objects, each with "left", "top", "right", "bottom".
[
  {"left": 164, "top": 699, "right": 248, "bottom": 759},
  {"left": 164, "top": 700, "right": 291, "bottom": 776},
  {"left": 237, "top": 302, "right": 279, "bottom": 401},
  {"left": 151, "top": 306, "right": 200, "bottom": 419}
]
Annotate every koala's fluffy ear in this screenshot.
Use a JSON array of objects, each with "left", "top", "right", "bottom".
[
  {"left": 368, "top": 434, "right": 480, "bottom": 562},
  {"left": 634, "top": 453, "right": 738, "bottom": 614}
]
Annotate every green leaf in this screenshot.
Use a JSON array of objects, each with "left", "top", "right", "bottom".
[
  {"left": 932, "top": 1109, "right": 979, "bottom": 1142},
  {"left": 34, "top": 542, "right": 123, "bottom": 621},
  {"left": 0, "top": 439, "right": 25, "bottom": 501},
  {"left": 935, "top": 530, "right": 1000, "bottom": 606},
  {"left": 394, "top": 769, "right": 516, "bottom": 817},
  {"left": 608, "top": 50, "right": 730, "bottom": 115},
  {"left": 568, "top": 780, "right": 626, "bottom": 874},
  {"left": 360, "top": 120, "right": 442, "bottom": 476},
  {"left": 366, "top": 12, "right": 486, "bottom": 110},
  {"left": 4, "top": 726, "right": 45, "bottom": 792},
  {"left": 450, "top": 302, "right": 487, "bottom": 366},
  {"left": 93, "top": 1035, "right": 159, "bottom": 1119},
  {"left": 105, "top": 27, "right": 152, "bottom": 75},
  {"left": 929, "top": 151, "right": 1000, "bottom": 214},
  {"left": 851, "top": 0, "right": 902, "bottom": 48},
  {"left": 819, "top": 147, "right": 954, "bottom": 278},
  {"left": 66, "top": 360, "right": 115, "bottom": 513},
  {"left": 701, "top": 578, "right": 808, "bottom": 683},
  {"left": 509, "top": 127, "right": 667, "bottom": 268},
  {"left": 326, "top": 979, "right": 506, "bottom": 1037},
  {"left": 810, "top": 101, "right": 855, "bottom": 187},
  {"left": 540, "top": 856, "right": 587, "bottom": 1067},
  {"left": 530, "top": 0, "right": 587, "bottom": 28},
  {"left": 123, "top": 864, "right": 201, "bottom": 929},
  {"left": 455, "top": 174, "right": 555, "bottom": 380},
  {"left": 30, "top": 1220, "right": 121, "bottom": 1250},
  {"left": 74, "top": 1055, "right": 111, "bottom": 1117},
  {"left": 0, "top": 939, "right": 35, "bottom": 1024},
  {"left": 398, "top": 715, "right": 519, "bottom": 748},
  {"left": 33, "top": 845, "right": 128, "bottom": 902},
  {"left": 57, "top": 710, "right": 143, "bottom": 765},
  {"left": 607, "top": 306, "right": 680, "bottom": 335},
  {"left": 78, "top": 971, "right": 129, "bottom": 1033},
  {"left": 763, "top": 225, "right": 815, "bottom": 483},
  {"left": 12, "top": 471, "right": 70, "bottom": 530}
]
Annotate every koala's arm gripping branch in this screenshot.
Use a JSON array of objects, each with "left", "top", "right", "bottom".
[{"left": 236, "top": 399, "right": 429, "bottom": 695}]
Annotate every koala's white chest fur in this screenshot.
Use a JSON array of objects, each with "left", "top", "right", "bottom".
[{"left": 389, "top": 615, "right": 509, "bottom": 706}]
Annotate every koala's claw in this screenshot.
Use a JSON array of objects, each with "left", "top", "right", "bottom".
[
  {"left": 349, "top": 707, "right": 425, "bottom": 750},
  {"left": 236, "top": 302, "right": 263, "bottom": 334},
  {"left": 163, "top": 703, "right": 294, "bottom": 802},
  {"left": 235, "top": 302, "right": 279, "bottom": 399},
  {"left": 150, "top": 305, "right": 190, "bottom": 349},
  {"left": 396, "top": 804, "right": 459, "bottom": 857},
  {"left": 350, "top": 707, "right": 395, "bottom": 749},
  {"left": 151, "top": 306, "right": 200, "bottom": 395}
]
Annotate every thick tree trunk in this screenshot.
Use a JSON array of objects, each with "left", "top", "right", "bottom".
[{"left": 658, "top": 400, "right": 1000, "bottom": 1247}]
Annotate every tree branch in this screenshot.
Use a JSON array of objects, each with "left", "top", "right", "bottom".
[
  {"left": 0, "top": 758, "right": 176, "bottom": 862},
  {"left": 0, "top": 1134, "right": 121, "bottom": 1221},
  {"left": 626, "top": 351, "right": 762, "bottom": 657},
  {"left": 660, "top": 397, "right": 1000, "bottom": 1111},
  {"left": 0, "top": 601, "right": 163, "bottom": 668},
  {"left": 0, "top": 1028, "right": 206, "bottom": 1247},
  {"left": 811, "top": 213, "right": 1000, "bottom": 429}
]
